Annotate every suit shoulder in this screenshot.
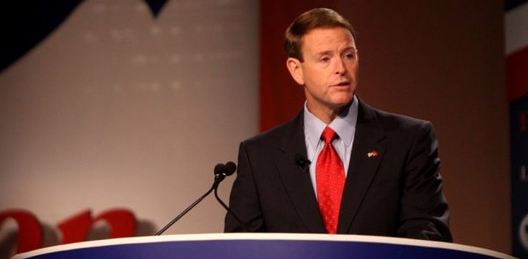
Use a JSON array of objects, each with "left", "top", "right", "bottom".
[
  {"left": 357, "top": 101, "right": 437, "bottom": 143},
  {"left": 369, "top": 106, "right": 434, "bottom": 132},
  {"left": 242, "top": 115, "right": 301, "bottom": 147}
]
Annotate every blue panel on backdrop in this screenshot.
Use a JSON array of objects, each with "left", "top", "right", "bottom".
[{"left": 511, "top": 97, "right": 528, "bottom": 258}]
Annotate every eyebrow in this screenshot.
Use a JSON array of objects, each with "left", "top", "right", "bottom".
[
  {"left": 316, "top": 47, "right": 357, "bottom": 57},
  {"left": 342, "top": 46, "right": 358, "bottom": 52},
  {"left": 316, "top": 50, "right": 334, "bottom": 57}
]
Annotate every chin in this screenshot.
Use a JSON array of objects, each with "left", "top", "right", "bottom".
[{"left": 332, "top": 95, "right": 354, "bottom": 106}]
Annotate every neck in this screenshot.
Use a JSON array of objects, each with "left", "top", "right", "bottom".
[{"left": 306, "top": 103, "right": 348, "bottom": 124}]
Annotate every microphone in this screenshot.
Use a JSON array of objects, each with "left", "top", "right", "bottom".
[
  {"left": 212, "top": 162, "right": 250, "bottom": 231},
  {"left": 155, "top": 161, "right": 237, "bottom": 235},
  {"left": 294, "top": 154, "right": 311, "bottom": 173},
  {"left": 213, "top": 161, "right": 236, "bottom": 188}
]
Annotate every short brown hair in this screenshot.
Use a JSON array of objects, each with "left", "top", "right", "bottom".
[{"left": 284, "top": 8, "right": 357, "bottom": 62}]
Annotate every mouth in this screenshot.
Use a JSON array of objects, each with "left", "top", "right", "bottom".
[{"left": 333, "top": 81, "right": 350, "bottom": 87}]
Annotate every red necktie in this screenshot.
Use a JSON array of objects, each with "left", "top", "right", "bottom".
[{"left": 316, "top": 127, "right": 345, "bottom": 234}]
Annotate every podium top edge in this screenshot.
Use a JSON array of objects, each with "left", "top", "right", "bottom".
[{"left": 13, "top": 233, "right": 517, "bottom": 259}]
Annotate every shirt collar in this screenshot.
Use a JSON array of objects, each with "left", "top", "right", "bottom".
[{"left": 304, "top": 95, "right": 358, "bottom": 149}]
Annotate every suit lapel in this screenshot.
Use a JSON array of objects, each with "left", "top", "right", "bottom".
[
  {"left": 337, "top": 100, "right": 386, "bottom": 233},
  {"left": 275, "top": 112, "right": 326, "bottom": 233}
]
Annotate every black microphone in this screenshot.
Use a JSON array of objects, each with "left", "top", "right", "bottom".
[
  {"left": 294, "top": 154, "right": 311, "bottom": 173},
  {"left": 213, "top": 161, "right": 236, "bottom": 187},
  {"left": 155, "top": 162, "right": 237, "bottom": 235},
  {"left": 212, "top": 162, "right": 250, "bottom": 232}
]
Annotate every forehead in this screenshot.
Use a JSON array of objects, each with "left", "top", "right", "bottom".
[{"left": 301, "top": 27, "right": 356, "bottom": 53}]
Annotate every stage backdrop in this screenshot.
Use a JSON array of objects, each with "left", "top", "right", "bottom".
[
  {"left": 0, "top": 0, "right": 512, "bottom": 258},
  {"left": 0, "top": 0, "right": 258, "bottom": 258}
]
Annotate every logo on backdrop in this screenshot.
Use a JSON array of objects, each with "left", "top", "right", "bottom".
[
  {"left": 1, "top": 0, "right": 169, "bottom": 72},
  {"left": 0, "top": 208, "right": 143, "bottom": 255}
]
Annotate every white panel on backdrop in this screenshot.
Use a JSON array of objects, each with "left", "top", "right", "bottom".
[{"left": 0, "top": 0, "right": 259, "bottom": 249}]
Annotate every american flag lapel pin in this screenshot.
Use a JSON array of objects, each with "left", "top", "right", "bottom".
[{"left": 367, "top": 150, "right": 378, "bottom": 158}]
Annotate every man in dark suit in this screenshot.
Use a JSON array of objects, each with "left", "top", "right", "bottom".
[{"left": 225, "top": 8, "right": 452, "bottom": 242}]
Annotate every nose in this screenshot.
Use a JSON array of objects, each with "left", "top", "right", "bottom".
[{"left": 334, "top": 58, "right": 346, "bottom": 75}]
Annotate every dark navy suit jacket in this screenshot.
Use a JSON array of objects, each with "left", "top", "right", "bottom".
[{"left": 225, "top": 99, "right": 452, "bottom": 242}]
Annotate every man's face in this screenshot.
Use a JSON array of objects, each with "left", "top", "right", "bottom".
[{"left": 287, "top": 27, "right": 358, "bottom": 116}]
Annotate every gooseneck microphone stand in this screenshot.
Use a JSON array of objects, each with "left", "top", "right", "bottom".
[{"left": 155, "top": 162, "right": 236, "bottom": 235}]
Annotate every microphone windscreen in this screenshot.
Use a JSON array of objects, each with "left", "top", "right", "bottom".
[
  {"left": 214, "top": 163, "right": 226, "bottom": 175},
  {"left": 224, "top": 161, "right": 237, "bottom": 176}
]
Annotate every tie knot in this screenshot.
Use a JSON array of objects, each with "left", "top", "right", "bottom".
[{"left": 321, "top": 127, "right": 337, "bottom": 144}]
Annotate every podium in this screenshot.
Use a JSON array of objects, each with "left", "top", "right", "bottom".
[{"left": 12, "top": 233, "right": 516, "bottom": 259}]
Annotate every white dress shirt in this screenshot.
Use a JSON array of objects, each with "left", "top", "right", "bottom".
[{"left": 303, "top": 96, "right": 358, "bottom": 195}]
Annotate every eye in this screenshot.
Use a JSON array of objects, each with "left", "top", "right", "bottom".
[
  {"left": 344, "top": 52, "right": 356, "bottom": 60},
  {"left": 319, "top": 56, "right": 330, "bottom": 63}
]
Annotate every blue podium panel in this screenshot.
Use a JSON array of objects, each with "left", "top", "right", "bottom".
[{"left": 12, "top": 233, "right": 516, "bottom": 259}]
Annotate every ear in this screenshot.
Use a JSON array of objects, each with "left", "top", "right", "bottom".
[{"left": 286, "top": 57, "right": 305, "bottom": 85}]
